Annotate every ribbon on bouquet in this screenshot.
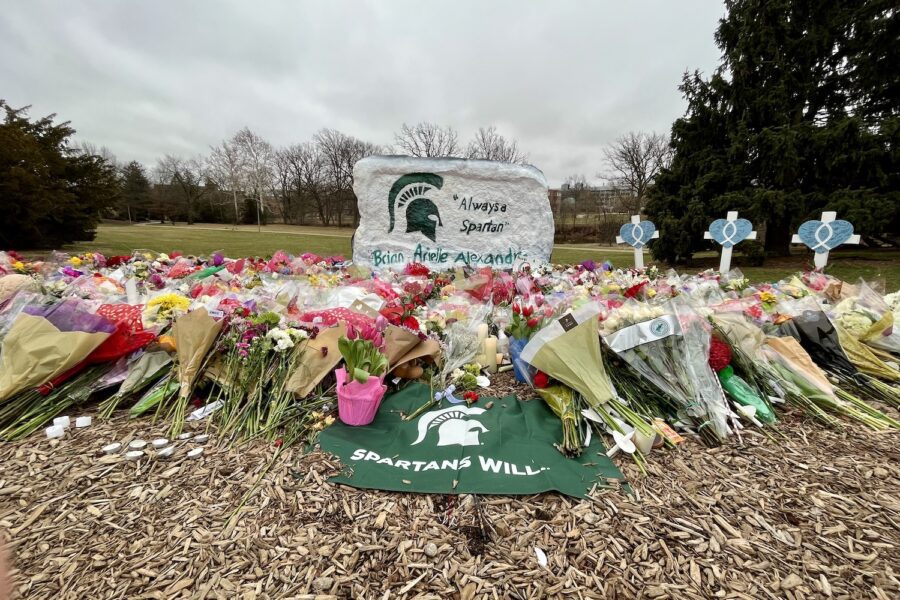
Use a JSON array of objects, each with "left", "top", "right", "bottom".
[{"left": 435, "top": 384, "right": 463, "bottom": 404}]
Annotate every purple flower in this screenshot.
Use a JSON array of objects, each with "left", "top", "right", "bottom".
[
  {"left": 581, "top": 259, "right": 597, "bottom": 272},
  {"left": 212, "top": 252, "right": 224, "bottom": 267},
  {"left": 601, "top": 261, "right": 613, "bottom": 272}
]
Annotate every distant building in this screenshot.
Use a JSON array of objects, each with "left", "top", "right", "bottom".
[{"left": 548, "top": 183, "right": 632, "bottom": 215}]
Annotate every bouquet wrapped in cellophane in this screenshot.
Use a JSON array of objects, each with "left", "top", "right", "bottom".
[
  {"left": 601, "top": 297, "right": 732, "bottom": 445},
  {"left": 0, "top": 298, "right": 116, "bottom": 404},
  {"left": 778, "top": 297, "right": 899, "bottom": 407}
]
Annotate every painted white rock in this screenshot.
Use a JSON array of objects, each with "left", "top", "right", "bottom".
[
  {"left": 152, "top": 438, "right": 169, "bottom": 449},
  {"left": 352, "top": 156, "right": 553, "bottom": 270},
  {"left": 128, "top": 440, "right": 147, "bottom": 450},
  {"left": 177, "top": 433, "right": 193, "bottom": 441},
  {"left": 193, "top": 434, "right": 210, "bottom": 444},
  {"left": 157, "top": 446, "right": 175, "bottom": 459},
  {"left": 125, "top": 450, "right": 144, "bottom": 461},
  {"left": 53, "top": 416, "right": 71, "bottom": 429},
  {"left": 75, "top": 416, "right": 92, "bottom": 428},
  {"left": 102, "top": 442, "right": 122, "bottom": 454},
  {"left": 187, "top": 447, "right": 204, "bottom": 460}
]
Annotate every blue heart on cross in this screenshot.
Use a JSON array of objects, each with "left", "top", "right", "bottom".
[
  {"left": 707, "top": 218, "right": 753, "bottom": 248},
  {"left": 618, "top": 220, "right": 657, "bottom": 249},
  {"left": 796, "top": 219, "right": 855, "bottom": 253}
]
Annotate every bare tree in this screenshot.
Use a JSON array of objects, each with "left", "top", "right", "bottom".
[
  {"left": 208, "top": 137, "right": 246, "bottom": 228},
  {"left": 314, "top": 129, "right": 381, "bottom": 227},
  {"left": 465, "top": 126, "right": 528, "bottom": 163},
  {"left": 286, "top": 142, "right": 329, "bottom": 225},
  {"left": 600, "top": 131, "right": 672, "bottom": 214},
  {"left": 156, "top": 154, "right": 208, "bottom": 224},
  {"left": 78, "top": 142, "right": 118, "bottom": 168},
  {"left": 393, "top": 122, "right": 461, "bottom": 157},
  {"left": 233, "top": 128, "right": 274, "bottom": 231},
  {"left": 271, "top": 147, "right": 299, "bottom": 224}
]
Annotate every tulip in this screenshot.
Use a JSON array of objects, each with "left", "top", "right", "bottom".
[
  {"left": 526, "top": 317, "right": 539, "bottom": 329},
  {"left": 512, "top": 303, "right": 521, "bottom": 315},
  {"left": 523, "top": 305, "right": 535, "bottom": 317}
]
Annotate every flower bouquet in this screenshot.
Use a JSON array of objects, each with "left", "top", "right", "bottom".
[
  {"left": 166, "top": 307, "right": 223, "bottom": 436},
  {"left": 601, "top": 297, "right": 732, "bottom": 445},
  {"left": 507, "top": 300, "right": 543, "bottom": 383},
  {"left": 0, "top": 298, "right": 116, "bottom": 403},
  {"left": 207, "top": 311, "right": 315, "bottom": 440},
  {"left": 778, "top": 298, "right": 899, "bottom": 407},
  {"left": 336, "top": 322, "right": 388, "bottom": 426}
]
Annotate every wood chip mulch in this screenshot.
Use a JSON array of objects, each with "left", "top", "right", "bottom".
[{"left": 1, "top": 405, "right": 898, "bottom": 599}]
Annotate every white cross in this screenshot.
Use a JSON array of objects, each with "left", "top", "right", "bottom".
[
  {"left": 704, "top": 211, "right": 757, "bottom": 273},
  {"left": 791, "top": 211, "right": 860, "bottom": 269},
  {"left": 615, "top": 215, "right": 658, "bottom": 269}
]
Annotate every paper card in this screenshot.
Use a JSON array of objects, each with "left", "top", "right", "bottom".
[{"left": 653, "top": 419, "right": 685, "bottom": 445}]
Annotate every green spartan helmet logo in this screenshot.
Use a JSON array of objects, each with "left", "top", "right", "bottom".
[{"left": 388, "top": 173, "right": 444, "bottom": 242}]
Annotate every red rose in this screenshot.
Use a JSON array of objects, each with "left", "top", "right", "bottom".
[
  {"left": 624, "top": 281, "right": 649, "bottom": 299},
  {"left": 533, "top": 371, "right": 550, "bottom": 389},
  {"left": 402, "top": 315, "right": 420, "bottom": 331},
  {"left": 274, "top": 438, "right": 284, "bottom": 448},
  {"left": 380, "top": 306, "right": 404, "bottom": 325},
  {"left": 463, "top": 391, "right": 479, "bottom": 404},
  {"left": 708, "top": 337, "right": 732, "bottom": 372}
]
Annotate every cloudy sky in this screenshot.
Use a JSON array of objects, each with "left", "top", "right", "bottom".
[{"left": 2, "top": 0, "right": 724, "bottom": 186}]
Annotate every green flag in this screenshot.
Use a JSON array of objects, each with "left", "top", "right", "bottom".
[{"left": 319, "top": 383, "right": 626, "bottom": 498}]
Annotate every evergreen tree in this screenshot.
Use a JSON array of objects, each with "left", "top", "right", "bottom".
[
  {"left": 0, "top": 101, "right": 119, "bottom": 249},
  {"left": 647, "top": 0, "right": 899, "bottom": 263},
  {"left": 118, "top": 160, "right": 151, "bottom": 222}
]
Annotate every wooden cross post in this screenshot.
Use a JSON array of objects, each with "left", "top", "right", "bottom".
[
  {"left": 792, "top": 211, "right": 860, "bottom": 269},
  {"left": 615, "top": 215, "right": 659, "bottom": 269},
  {"left": 704, "top": 211, "right": 757, "bottom": 273}
]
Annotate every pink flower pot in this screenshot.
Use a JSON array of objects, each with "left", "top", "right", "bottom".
[{"left": 336, "top": 367, "right": 387, "bottom": 426}]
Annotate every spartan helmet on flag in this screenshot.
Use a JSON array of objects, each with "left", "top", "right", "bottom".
[
  {"left": 411, "top": 405, "right": 488, "bottom": 447},
  {"left": 388, "top": 173, "right": 444, "bottom": 242}
]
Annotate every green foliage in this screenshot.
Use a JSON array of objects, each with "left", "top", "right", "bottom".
[
  {"left": 338, "top": 336, "right": 388, "bottom": 384},
  {"left": 738, "top": 240, "right": 766, "bottom": 267},
  {"left": 0, "top": 101, "right": 119, "bottom": 249},
  {"left": 118, "top": 160, "right": 151, "bottom": 221},
  {"left": 647, "top": 0, "right": 900, "bottom": 263},
  {"left": 248, "top": 311, "right": 281, "bottom": 328}
]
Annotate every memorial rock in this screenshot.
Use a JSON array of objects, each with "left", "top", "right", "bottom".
[{"left": 352, "top": 156, "right": 553, "bottom": 269}]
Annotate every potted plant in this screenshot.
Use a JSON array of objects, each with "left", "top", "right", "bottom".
[{"left": 336, "top": 323, "right": 389, "bottom": 426}]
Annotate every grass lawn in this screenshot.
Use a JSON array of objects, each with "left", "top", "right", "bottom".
[{"left": 61, "top": 223, "right": 900, "bottom": 290}]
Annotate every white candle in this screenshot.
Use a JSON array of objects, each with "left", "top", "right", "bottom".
[
  {"left": 75, "top": 416, "right": 92, "bottom": 428},
  {"left": 484, "top": 336, "right": 498, "bottom": 374},
  {"left": 45, "top": 425, "right": 65, "bottom": 439},
  {"left": 476, "top": 323, "right": 489, "bottom": 344}
]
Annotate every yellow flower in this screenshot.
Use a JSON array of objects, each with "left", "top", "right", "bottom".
[
  {"left": 759, "top": 291, "right": 777, "bottom": 304},
  {"left": 647, "top": 288, "right": 657, "bottom": 298},
  {"left": 12, "top": 261, "right": 25, "bottom": 271},
  {"left": 324, "top": 415, "right": 335, "bottom": 426},
  {"left": 147, "top": 293, "right": 191, "bottom": 313},
  {"left": 69, "top": 256, "right": 83, "bottom": 267}
]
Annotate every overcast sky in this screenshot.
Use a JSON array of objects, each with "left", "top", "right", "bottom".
[{"left": 2, "top": 0, "right": 724, "bottom": 186}]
